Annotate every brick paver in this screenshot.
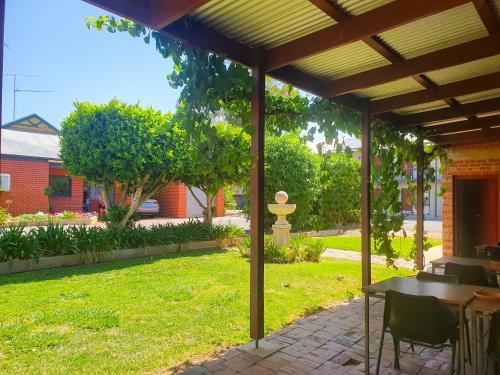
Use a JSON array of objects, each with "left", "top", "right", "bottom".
[{"left": 179, "top": 298, "right": 458, "bottom": 374}]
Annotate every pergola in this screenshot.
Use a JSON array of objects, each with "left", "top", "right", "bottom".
[{"left": 1, "top": 0, "right": 499, "bottom": 368}]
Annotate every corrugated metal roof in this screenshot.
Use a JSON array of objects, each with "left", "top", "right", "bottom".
[
  {"left": 336, "top": 0, "right": 395, "bottom": 16},
  {"left": 456, "top": 88, "right": 500, "bottom": 104},
  {"left": 425, "top": 55, "right": 500, "bottom": 85},
  {"left": 394, "top": 101, "right": 449, "bottom": 115},
  {"left": 378, "top": 3, "right": 488, "bottom": 59},
  {"left": 354, "top": 77, "right": 423, "bottom": 100},
  {"left": 191, "top": 0, "right": 336, "bottom": 48},
  {"left": 294, "top": 41, "right": 390, "bottom": 80},
  {"left": 1, "top": 129, "right": 60, "bottom": 159}
]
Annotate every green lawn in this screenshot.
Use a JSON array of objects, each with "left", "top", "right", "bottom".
[
  {"left": 314, "top": 236, "right": 442, "bottom": 259},
  {"left": 0, "top": 250, "right": 410, "bottom": 374}
]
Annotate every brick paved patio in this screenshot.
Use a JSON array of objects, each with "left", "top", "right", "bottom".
[{"left": 180, "top": 298, "right": 456, "bottom": 374}]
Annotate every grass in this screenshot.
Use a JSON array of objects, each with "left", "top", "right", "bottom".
[
  {"left": 0, "top": 249, "right": 411, "bottom": 374},
  {"left": 314, "top": 236, "right": 442, "bottom": 259}
]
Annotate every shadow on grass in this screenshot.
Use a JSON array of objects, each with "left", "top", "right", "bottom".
[{"left": 0, "top": 248, "right": 226, "bottom": 287}]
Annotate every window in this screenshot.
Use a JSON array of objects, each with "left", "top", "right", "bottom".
[{"left": 48, "top": 175, "right": 72, "bottom": 197}]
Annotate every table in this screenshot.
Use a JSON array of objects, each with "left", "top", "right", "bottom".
[
  {"left": 430, "top": 256, "right": 494, "bottom": 274},
  {"left": 469, "top": 296, "right": 500, "bottom": 375},
  {"left": 363, "top": 277, "right": 479, "bottom": 375}
]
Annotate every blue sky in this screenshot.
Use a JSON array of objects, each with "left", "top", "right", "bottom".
[{"left": 3, "top": 0, "right": 179, "bottom": 127}]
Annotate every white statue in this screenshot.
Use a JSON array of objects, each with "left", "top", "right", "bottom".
[{"left": 267, "top": 191, "right": 296, "bottom": 247}]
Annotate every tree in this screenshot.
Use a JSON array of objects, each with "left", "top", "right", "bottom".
[
  {"left": 316, "top": 153, "right": 361, "bottom": 228},
  {"left": 244, "top": 134, "right": 320, "bottom": 231},
  {"left": 60, "top": 99, "right": 187, "bottom": 228},
  {"left": 87, "top": 16, "right": 445, "bottom": 264},
  {"left": 177, "top": 121, "right": 251, "bottom": 224}
]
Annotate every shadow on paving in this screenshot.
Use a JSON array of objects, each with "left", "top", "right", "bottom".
[{"left": 180, "top": 298, "right": 453, "bottom": 375}]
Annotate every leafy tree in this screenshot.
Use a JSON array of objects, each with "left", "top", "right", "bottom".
[
  {"left": 60, "top": 99, "right": 187, "bottom": 228},
  {"left": 244, "top": 134, "right": 320, "bottom": 231},
  {"left": 87, "top": 16, "right": 445, "bottom": 265},
  {"left": 316, "top": 153, "right": 361, "bottom": 228},
  {"left": 177, "top": 121, "right": 251, "bottom": 224}
]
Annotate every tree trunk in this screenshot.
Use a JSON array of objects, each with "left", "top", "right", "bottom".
[
  {"left": 119, "top": 185, "right": 144, "bottom": 228},
  {"left": 101, "top": 183, "right": 112, "bottom": 209},
  {"left": 205, "top": 192, "right": 213, "bottom": 225}
]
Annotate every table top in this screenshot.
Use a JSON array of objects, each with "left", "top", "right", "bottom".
[
  {"left": 431, "top": 256, "right": 492, "bottom": 269},
  {"left": 363, "top": 277, "right": 480, "bottom": 306}
]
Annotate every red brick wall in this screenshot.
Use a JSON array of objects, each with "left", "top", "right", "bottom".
[
  {"left": 442, "top": 141, "right": 500, "bottom": 256},
  {"left": 48, "top": 168, "right": 84, "bottom": 213},
  {"left": 156, "top": 182, "right": 187, "bottom": 218},
  {"left": 215, "top": 188, "right": 224, "bottom": 217},
  {"left": 0, "top": 158, "right": 49, "bottom": 215}
]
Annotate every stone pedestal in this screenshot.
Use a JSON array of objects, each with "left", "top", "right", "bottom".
[
  {"left": 272, "top": 223, "right": 292, "bottom": 247},
  {"left": 268, "top": 191, "right": 296, "bottom": 248}
]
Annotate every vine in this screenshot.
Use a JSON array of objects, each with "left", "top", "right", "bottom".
[{"left": 87, "top": 16, "right": 448, "bottom": 266}]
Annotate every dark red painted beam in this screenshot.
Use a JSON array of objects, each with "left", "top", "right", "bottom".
[
  {"left": 266, "top": 0, "right": 468, "bottom": 70},
  {"left": 150, "top": 0, "right": 210, "bottom": 30},
  {"left": 399, "top": 97, "right": 500, "bottom": 127},
  {"left": 327, "top": 35, "right": 500, "bottom": 97},
  {"left": 424, "top": 114, "right": 500, "bottom": 135},
  {"left": 428, "top": 127, "right": 500, "bottom": 145},
  {"left": 370, "top": 71, "right": 500, "bottom": 114}
]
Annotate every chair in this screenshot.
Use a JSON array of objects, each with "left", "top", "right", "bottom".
[
  {"left": 487, "top": 311, "right": 500, "bottom": 375},
  {"left": 444, "top": 262, "right": 497, "bottom": 288},
  {"left": 487, "top": 246, "right": 500, "bottom": 261},
  {"left": 376, "top": 290, "right": 459, "bottom": 375},
  {"left": 417, "top": 271, "right": 459, "bottom": 284}
]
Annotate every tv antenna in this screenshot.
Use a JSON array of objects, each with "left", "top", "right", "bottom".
[{"left": 3, "top": 73, "right": 52, "bottom": 120}]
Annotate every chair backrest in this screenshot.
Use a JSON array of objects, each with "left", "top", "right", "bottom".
[
  {"left": 444, "top": 262, "right": 490, "bottom": 287},
  {"left": 416, "top": 272, "right": 459, "bottom": 284},
  {"left": 487, "top": 246, "right": 500, "bottom": 261},
  {"left": 383, "top": 290, "right": 451, "bottom": 346}
]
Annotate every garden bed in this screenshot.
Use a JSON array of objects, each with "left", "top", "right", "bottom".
[
  {"left": 0, "top": 221, "right": 238, "bottom": 274},
  {"left": 0, "top": 216, "right": 98, "bottom": 228},
  {"left": 0, "top": 241, "right": 218, "bottom": 275}
]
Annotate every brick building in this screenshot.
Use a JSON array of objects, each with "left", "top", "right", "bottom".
[
  {"left": 0, "top": 114, "right": 224, "bottom": 218},
  {"left": 441, "top": 140, "right": 500, "bottom": 256}
]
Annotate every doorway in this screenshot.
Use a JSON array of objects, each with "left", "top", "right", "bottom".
[{"left": 454, "top": 176, "right": 498, "bottom": 257}]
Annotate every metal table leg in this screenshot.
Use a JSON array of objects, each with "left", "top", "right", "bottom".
[
  {"left": 472, "top": 312, "right": 478, "bottom": 375},
  {"left": 479, "top": 317, "right": 484, "bottom": 375},
  {"left": 459, "top": 307, "right": 466, "bottom": 375},
  {"left": 365, "top": 292, "right": 370, "bottom": 374}
]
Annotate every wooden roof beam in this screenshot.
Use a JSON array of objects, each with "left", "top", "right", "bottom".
[
  {"left": 473, "top": 0, "right": 500, "bottom": 34},
  {"left": 423, "top": 114, "right": 500, "bottom": 135},
  {"left": 428, "top": 127, "right": 500, "bottom": 146},
  {"left": 150, "top": 0, "right": 210, "bottom": 30},
  {"left": 398, "top": 97, "right": 500, "bottom": 127},
  {"left": 328, "top": 35, "right": 500, "bottom": 97},
  {"left": 266, "top": 0, "right": 468, "bottom": 70},
  {"left": 370, "top": 71, "right": 500, "bottom": 114},
  {"left": 308, "top": 0, "right": 462, "bottom": 109}
]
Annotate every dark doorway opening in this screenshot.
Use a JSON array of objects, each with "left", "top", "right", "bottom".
[{"left": 454, "top": 176, "right": 498, "bottom": 257}]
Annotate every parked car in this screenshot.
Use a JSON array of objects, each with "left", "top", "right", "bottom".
[{"left": 136, "top": 199, "right": 160, "bottom": 217}]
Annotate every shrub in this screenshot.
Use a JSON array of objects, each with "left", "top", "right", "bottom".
[
  {"left": 237, "top": 233, "right": 325, "bottom": 263},
  {"left": 103, "top": 206, "right": 138, "bottom": 228},
  {"left": 0, "top": 220, "right": 244, "bottom": 263},
  {"left": 243, "top": 134, "right": 320, "bottom": 231},
  {"left": 31, "top": 224, "right": 77, "bottom": 257},
  {"left": 316, "top": 153, "right": 361, "bottom": 228},
  {"left": 0, "top": 226, "right": 40, "bottom": 262}
]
